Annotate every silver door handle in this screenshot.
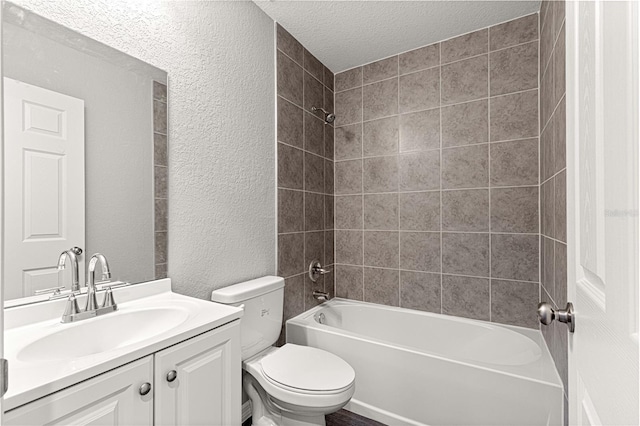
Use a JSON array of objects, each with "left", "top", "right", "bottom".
[
  {"left": 166, "top": 370, "right": 177, "bottom": 382},
  {"left": 537, "top": 302, "right": 575, "bottom": 332}
]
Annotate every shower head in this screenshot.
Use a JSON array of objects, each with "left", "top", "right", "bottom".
[{"left": 312, "top": 106, "right": 336, "bottom": 124}]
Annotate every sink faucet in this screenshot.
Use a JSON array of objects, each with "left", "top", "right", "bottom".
[
  {"left": 57, "top": 248, "right": 81, "bottom": 292},
  {"left": 86, "top": 253, "right": 111, "bottom": 311},
  {"left": 61, "top": 253, "right": 117, "bottom": 323}
]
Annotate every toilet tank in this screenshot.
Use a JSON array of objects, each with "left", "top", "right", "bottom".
[{"left": 211, "top": 276, "right": 284, "bottom": 360}]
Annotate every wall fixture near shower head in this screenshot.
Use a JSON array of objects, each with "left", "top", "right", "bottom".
[{"left": 311, "top": 106, "right": 336, "bottom": 124}]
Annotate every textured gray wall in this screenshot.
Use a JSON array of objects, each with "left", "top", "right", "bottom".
[{"left": 9, "top": 0, "right": 277, "bottom": 299}]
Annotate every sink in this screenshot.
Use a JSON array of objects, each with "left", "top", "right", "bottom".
[{"left": 17, "top": 307, "right": 190, "bottom": 362}]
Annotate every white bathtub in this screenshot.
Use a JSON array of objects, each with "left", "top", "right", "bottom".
[{"left": 286, "top": 298, "right": 563, "bottom": 426}]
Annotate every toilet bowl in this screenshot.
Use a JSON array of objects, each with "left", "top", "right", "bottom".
[{"left": 211, "top": 276, "right": 355, "bottom": 426}]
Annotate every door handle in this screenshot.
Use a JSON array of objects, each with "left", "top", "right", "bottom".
[{"left": 537, "top": 302, "right": 575, "bottom": 332}]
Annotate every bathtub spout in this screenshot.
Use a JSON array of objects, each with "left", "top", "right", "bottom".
[{"left": 312, "top": 291, "right": 330, "bottom": 302}]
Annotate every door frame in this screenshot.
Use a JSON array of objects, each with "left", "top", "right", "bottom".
[{"left": 566, "top": 0, "right": 640, "bottom": 424}]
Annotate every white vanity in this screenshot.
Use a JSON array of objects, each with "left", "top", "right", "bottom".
[{"left": 3, "top": 279, "right": 243, "bottom": 425}]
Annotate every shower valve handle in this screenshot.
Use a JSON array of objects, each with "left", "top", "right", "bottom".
[{"left": 309, "top": 260, "right": 332, "bottom": 282}]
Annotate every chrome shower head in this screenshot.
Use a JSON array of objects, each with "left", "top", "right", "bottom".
[{"left": 312, "top": 106, "right": 336, "bottom": 124}]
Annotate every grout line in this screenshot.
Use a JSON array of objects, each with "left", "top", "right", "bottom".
[
  {"left": 439, "top": 42, "right": 444, "bottom": 315},
  {"left": 331, "top": 264, "right": 540, "bottom": 284},
  {"left": 335, "top": 88, "right": 539, "bottom": 128},
  {"left": 397, "top": 55, "right": 402, "bottom": 306},
  {"left": 333, "top": 184, "right": 539, "bottom": 196},
  {"left": 333, "top": 136, "right": 540, "bottom": 163},
  {"left": 360, "top": 67, "right": 365, "bottom": 301},
  {"left": 487, "top": 29, "right": 493, "bottom": 322}
]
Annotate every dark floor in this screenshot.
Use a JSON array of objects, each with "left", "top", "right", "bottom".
[
  {"left": 326, "top": 409, "right": 387, "bottom": 426},
  {"left": 242, "top": 409, "right": 386, "bottom": 426}
]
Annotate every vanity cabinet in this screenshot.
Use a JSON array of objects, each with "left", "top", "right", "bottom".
[
  {"left": 4, "top": 356, "right": 154, "bottom": 426},
  {"left": 5, "top": 321, "right": 241, "bottom": 426},
  {"left": 154, "top": 322, "right": 240, "bottom": 425}
]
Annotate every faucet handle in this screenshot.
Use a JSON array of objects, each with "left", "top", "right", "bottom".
[
  {"left": 101, "top": 287, "right": 117, "bottom": 310},
  {"left": 62, "top": 294, "right": 80, "bottom": 317}
]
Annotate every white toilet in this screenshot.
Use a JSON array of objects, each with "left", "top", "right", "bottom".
[{"left": 211, "top": 276, "right": 355, "bottom": 426}]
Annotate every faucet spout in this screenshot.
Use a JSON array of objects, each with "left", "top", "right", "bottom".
[
  {"left": 86, "top": 253, "right": 111, "bottom": 311},
  {"left": 57, "top": 250, "right": 80, "bottom": 292}
]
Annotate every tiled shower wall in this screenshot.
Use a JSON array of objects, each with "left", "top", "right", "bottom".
[
  {"left": 539, "top": 0, "right": 568, "bottom": 415},
  {"left": 153, "top": 80, "right": 168, "bottom": 279},
  {"left": 276, "top": 25, "right": 335, "bottom": 342},
  {"left": 333, "top": 14, "right": 541, "bottom": 328}
]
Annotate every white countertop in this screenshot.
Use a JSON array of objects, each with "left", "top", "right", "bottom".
[{"left": 4, "top": 279, "right": 243, "bottom": 411}]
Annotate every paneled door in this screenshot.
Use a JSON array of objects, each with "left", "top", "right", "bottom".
[
  {"left": 3, "top": 78, "right": 85, "bottom": 298},
  {"left": 154, "top": 323, "right": 242, "bottom": 426},
  {"left": 566, "top": 1, "right": 639, "bottom": 424}
]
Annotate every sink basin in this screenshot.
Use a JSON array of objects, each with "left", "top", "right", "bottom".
[{"left": 17, "top": 307, "right": 190, "bottom": 362}]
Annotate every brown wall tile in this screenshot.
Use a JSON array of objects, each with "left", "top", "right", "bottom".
[
  {"left": 442, "top": 144, "right": 489, "bottom": 189},
  {"left": 400, "top": 271, "right": 441, "bottom": 312},
  {"left": 442, "top": 189, "right": 490, "bottom": 232},
  {"left": 442, "top": 275, "right": 490, "bottom": 320},
  {"left": 442, "top": 233, "right": 490, "bottom": 276},
  {"left": 441, "top": 29, "right": 488, "bottom": 63},
  {"left": 399, "top": 68, "right": 440, "bottom": 113},
  {"left": 363, "top": 116, "right": 399, "bottom": 156},
  {"left": 364, "top": 193, "right": 399, "bottom": 230},
  {"left": 277, "top": 51, "right": 303, "bottom": 106},
  {"left": 489, "top": 14, "right": 538, "bottom": 51},
  {"left": 363, "top": 56, "right": 398, "bottom": 84},
  {"left": 335, "top": 67, "right": 362, "bottom": 92},
  {"left": 490, "top": 89, "right": 539, "bottom": 141},
  {"left": 399, "top": 109, "right": 440, "bottom": 152},
  {"left": 363, "top": 78, "right": 399, "bottom": 120},
  {"left": 398, "top": 151, "right": 440, "bottom": 191},
  {"left": 442, "top": 55, "right": 488, "bottom": 105},
  {"left": 441, "top": 100, "right": 488, "bottom": 147},
  {"left": 399, "top": 43, "right": 439, "bottom": 75},
  {"left": 364, "top": 231, "right": 399, "bottom": 268},
  {"left": 277, "top": 24, "right": 303, "bottom": 64},
  {"left": 490, "top": 41, "right": 538, "bottom": 96},
  {"left": 364, "top": 267, "right": 400, "bottom": 306},
  {"left": 490, "top": 186, "right": 539, "bottom": 233}
]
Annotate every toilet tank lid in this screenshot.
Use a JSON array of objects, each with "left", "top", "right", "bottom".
[{"left": 211, "top": 276, "right": 284, "bottom": 304}]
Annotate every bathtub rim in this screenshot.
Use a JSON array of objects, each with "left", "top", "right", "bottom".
[{"left": 286, "top": 298, "right": 563, "bottom": 390}]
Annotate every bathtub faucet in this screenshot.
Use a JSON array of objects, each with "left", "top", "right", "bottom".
[{"left": 312, "top": 291, "right": 330, "bottom": 302}]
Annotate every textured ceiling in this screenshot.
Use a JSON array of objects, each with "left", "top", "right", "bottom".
[{"left": 254, "top": 1, "right": 540, "bottom": 73}]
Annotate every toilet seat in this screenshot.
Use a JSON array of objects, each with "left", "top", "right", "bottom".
[
  {"left": 243, "top": 344, "right": 356, "bottom": 410},
  {"left": 261, "top": 344, "right": 355, "bottom": 393}
]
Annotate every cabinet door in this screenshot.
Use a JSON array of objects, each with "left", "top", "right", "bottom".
[
  {"left": 5, "top": 356, "right": 153, "bottom": 426},
  {"left": 154, "top": 321, "right": 241, "bottom": 426}
]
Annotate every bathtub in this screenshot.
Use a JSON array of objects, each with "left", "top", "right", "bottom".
[{"left": 286, "top": 298, "right": 563, "bottom": 426}]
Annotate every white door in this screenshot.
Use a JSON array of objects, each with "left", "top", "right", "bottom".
[
  {"left": 3, "top": 356, "right": 153, "bottom": 425},
  {"left": 154, "top": 323, "right": 242, "bottom": 426},
  {"left": 3, "top": 78, "right": 85, "bottom": 298},
  {"left": 566, "top": 1, "right": 639, "bottom": 424}
]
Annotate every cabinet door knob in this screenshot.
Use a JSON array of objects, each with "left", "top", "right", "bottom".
[
  {"left": 139, "top": 382, "right": 152, "bottom": 396},
  {"left": 166, "top": 370, "right": 177, "bottom": 382}
]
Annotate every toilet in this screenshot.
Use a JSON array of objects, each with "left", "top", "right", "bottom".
[{"left": 211, "top": 276, "right": 355, "bottom": 426}]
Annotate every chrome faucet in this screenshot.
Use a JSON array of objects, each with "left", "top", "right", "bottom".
[
  {"left": 86, "top": 253, "right": 111, "bottom": 311},
  {"left": 57, "top": 247, "right": 82, "bottom": 292},
  {"left": 61, "top": 253, "right": 117, "bottom": 323}
]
